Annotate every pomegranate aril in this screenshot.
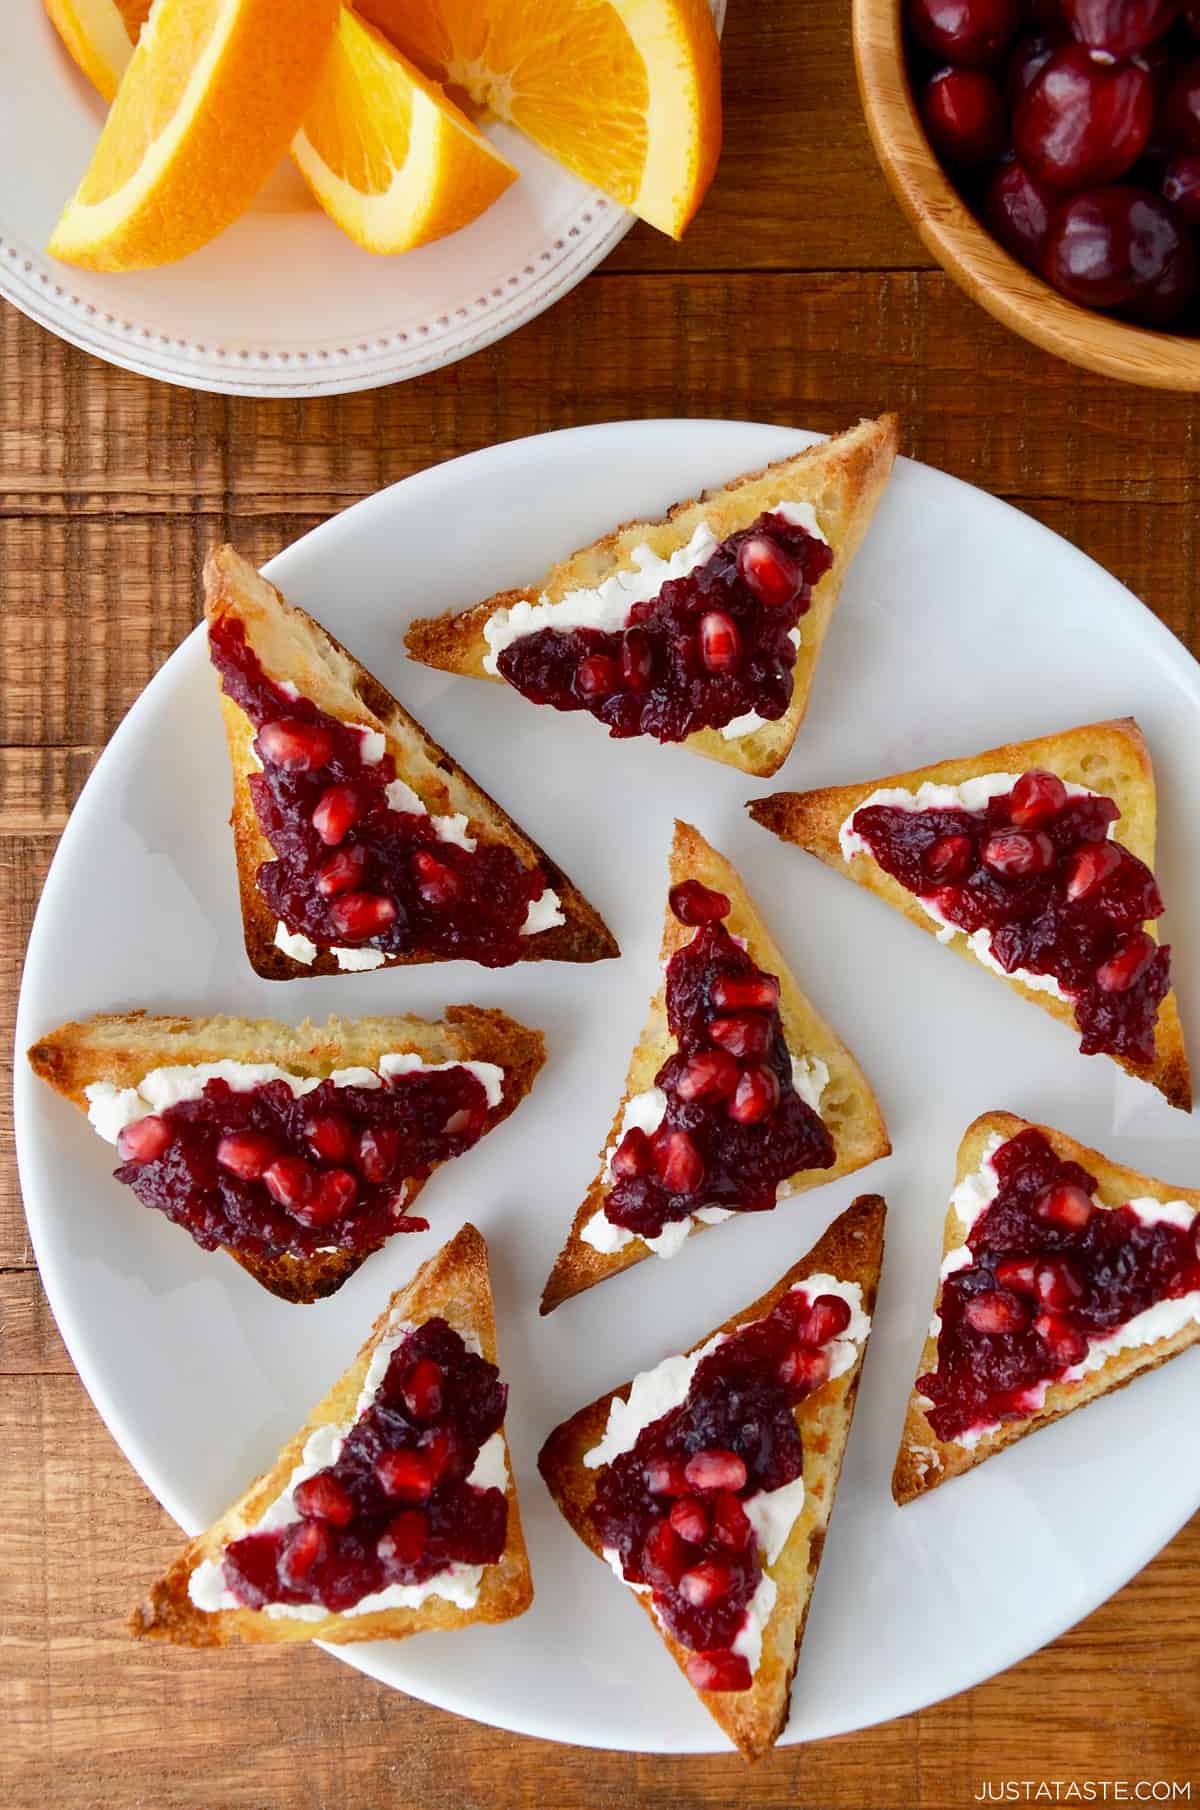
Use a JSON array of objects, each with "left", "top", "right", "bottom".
[
  {"left": 1096, "top": 931, "right": 1156, "bottom": 991},
  {"left": 293, "top": 1472, "right": 354, "bottom": 1526},
  {"left": 611, "top": 1126, "right": 654, "bottom": 1179},
  {"left": 375, "top": 1448, "right": 434, "bottom": 1501},
  {"left": 643, "top": 1456, "right": 691, "bottom": 1496},
  {"left": 330, "top": 890, "right": 397, "bottom": 939},
  {"left": 642, "top": 1518, "right": 687, "bottom": 1587},
  {"left": 728, "top": 1065, "right": 781, "bottom": 1125},
  {"left": 378, "top": 1509, "right": 428, "bottom": 1568},
  {"left": 800, "top": 1293, "right": 854, "bottom": 1344},
  {"left": 709, "top": 1490, "right": 753, "bottom": 1550},
  {"left": 778, "top": 1343, "right": 832, "bottom": 1391},
  {"left": 982, "top": 828, "right": 1055, "bottom": 877},
  {"left": 679, "top": 1561, "right": 733, "bottom": 1607},
  {"left": 1066, "top": 841, "right": 1122, "bottom": 900},
  {"left": 1009, "top": 768, "right": 1068, "bottom": 828},
  {"left": 305, "top": 1112, "right": 356, "bottom": 1163},
  {"left": 257, "top": 718, "right": 333, "bottom": 773},
  {"left": 357, "top": 1125, "right": 401, "bottom": 1183},
  {"left": 117, "top": 1115, "right": 173, "bottom": 1165},
  {"left": 316, "top": 843, "right": 369, "bottom": 898},
  {"left": 676, "top": 1049, "right": 740, "bottom": 1102},
  {"left": 401, "top": 1358, "right": 444, "bottom": 1422},
  {"left": 708, "top": 1014, "right": 772, "bottom": 1061},
  {"left": 1034, "top": 1312, "right": 1089, "bottom": 1366},
  {"left": 1036, "top": 1256, "right": 1085, "bottom": 1310},
  {"left": 669, "top": 879, "right": 731, "bottom": 925},
  {"left": 925, "top": 833, "right": 975, "bottom": 881},
  {"left": 965, "top": 1290, "right": 1030, "bottom": 1334},
  {"left": 263, "top": 1155, "right": 316, "bottom": 1212},
  {"left": 293, "top": 1167, "right": 357, "bottom": 1227},
  {"left": 995, "top": 1256, "right": 1041, "bottom": 1295},
  {"left": 215, "top": 1129, "right": 276, "bottom": 1181},
  {"left": 654, "top": 1127, "right": 705, "bottom": 1194},
  {"left": 699, "top": 611, "right": 742, "bottom": 673},
  {"left": 311, "top": 784, "right": 362, "bottom": 847},
  {"left": 668, "top": 1495, "right": 711, "bottom": 1545},
  {"left": 908, "top": 0, "right": 1020, "bottom": 63},
  {"left": 684, "top": 1448, "right": 748, "bottom": 1493},
  {"left": 1036, "top": 1182, "right": 1094, "bottom": 1228},
  {"left": 736, "top": 533, "right": 801, "bottom": 608},
  {"left": 922, "top": 66, "right": 1008, "bottom": 163},
  {"left": 574, "top": 653, "right": 621, "bottom": 698},
  {"left": 413, "top": 850, "right": 462, "bottom": 907},
  {"left": 1015, "top": 46, "right": 1152, "bottom": 189},
  {"left": 686, "top": 1650, "right": 752, "bottom": 1693},
  {"left": 711, "top": 973, "right": 779, "bottom": 1012},
  {"left": 278, "top": 1519, "right": 331, "bottom": 1585}
]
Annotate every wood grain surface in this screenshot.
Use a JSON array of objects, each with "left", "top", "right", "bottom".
[{"left": 3, "top": 2, "right": 1199, "bottom": 1805}]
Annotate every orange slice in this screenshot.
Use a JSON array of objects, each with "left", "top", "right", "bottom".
[
  {"left": 42, "top": 0, "right": 150, "bottom": 101},
  {"left": 47, "top": 0, "right": 340, "bottom": 271},
  {"left": 292, "top": 10, "right": 517, "bottom": 254},
  {"left": 356, "top": 0, "right": 723, "bottom": 238}
]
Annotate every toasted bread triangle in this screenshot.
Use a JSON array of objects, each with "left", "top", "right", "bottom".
[
  {"left": 404, "top": 416, "right": 899, "bottom": 779},
  {"left": 204, "top": 545, "right": 618, "bottom": 978},
  {"left": 538, "top": 1195, "right": 886, "bottom": 1760},
  {"left": 539, "top": 821, "right": 889, "bottom": 1313},
  {"left": 130, "top": 1223, "right": 533, "bottom": 1645},
  {"left": 750, "top": 718, "right": 1191, "bottom": 1111},
  {"left": 893, "top": 1113, "right": 1200, "bottom": 1505},
  {"left": 28, "top": 1009, "right": 545, "bottom": 1303}
]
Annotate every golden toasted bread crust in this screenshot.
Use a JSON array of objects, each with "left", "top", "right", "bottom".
[
  {"left": 404, "top": 417, "right": 899, "bottom": 779},
  {"left": 28, "top": 1008, "right": 545, "bottom": 1304},
  {"left": 749, "top": 718, "right": 1191, "bottom": 1111},
  {"left": 538, "top": 1196, "right": 886, "bottom": 1760},
  {"left": 539, "top": 821, "right": 890, "bottom": 1313},
  {"left": 204, "top": 545, "right": 618, "bottom": 978},
  {"left": 130, "top": 1223, "right": 533, "bottom": 1645},
  {"left": 892, "top": 1112, "right": 1200, "bottom": 1505}
]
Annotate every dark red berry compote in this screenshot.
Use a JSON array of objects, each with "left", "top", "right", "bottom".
[
  {"left": 587, "top": 880, "right": 834, "bottom": 1253},
  {"left": 96, "top": 1057, "right": 501, "bottom": 1259},
  {"left": 209, "top": 614, "right": 556, "bottom": 968},
  {"left": 585, "top": 1282, "right": 868, "bottom": 1691},
  {"left": 486, "top": 510, "right": 833, "bottom": 744},
  {"left": 842, "top": 769, "right": 1170, "bottom": 1066},
  {"left": 194, "top": 1317, "right": 509, "bottom": 1618},
  {"left": 919, "top": 1128, "right": 1200, "bottom": 1443}
]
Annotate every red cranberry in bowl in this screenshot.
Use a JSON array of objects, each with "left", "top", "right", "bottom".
[
  {"left": 1163, "top": 151, "right": 1200, "bottom": 218},
  {"left": 1009, "top": 768, "right": 1068, "bottom": 826},
  {"left": 1014, "top": 45, "right": 1153, "bottom": 188},
  {"left": 923, "top": 66, "right": 1010, "bottom": 160},
  {"left": 1043, "top": 186, "right": 1196, "bottom": 319},
  {"left": 1005, "top": 29, "right": 1067, "bottom": 107},
  {"left": 1163, "top": 57, "right": 1200, "bottom": 147},
  {"left": 984, "top": 158, "right": 1057, "bottom": 259},
  {"left": 909, "top": 0, "right": 1020, "bottom": 63},
  {"left": 1062, "top": 0, "right": 1178, "bottom": 61}
]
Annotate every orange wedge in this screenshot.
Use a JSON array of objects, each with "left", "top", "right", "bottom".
[
  {"left": 356, "top": 0, "right": 723, "bottom": 238},
  {"left": 47, "top": 0, "right": 340, "bottom": 271},
  {"left": 43, "top": 0, "right": 150, "bottom": 101},
  {"left": 292, "top": 10, "right": 517, "bottom": 254}
]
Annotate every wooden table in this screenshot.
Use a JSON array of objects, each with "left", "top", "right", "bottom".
[{"left": 4, "top": 5, "right": 1199, "bottom": 1805}]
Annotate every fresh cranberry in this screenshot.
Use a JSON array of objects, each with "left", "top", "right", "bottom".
[
  {"left": 909, "top": 0, "right": 1020, "bottom": 62},
  {"left": 736, "top": 535, "right": 802, "bottom": 608},
  {"left": 981, "top": 828, "right": 1055, "bottom": 876},
  {"left": 1036, "top": 1181, "right": 1094, "bottom": 1227},
  {"left": 1044, "top": 186, "right": 1195, "bottom": 319},
  {"left": 293, "top": 1473, "right": 355, "bottom": 1526},
  {"left": 116, "top": 1115, "right": 172, "bottom": 1165},
  {"left": 1096, "top": 929, "right": 1157, "bottom": 989},
  {"left": 925, "top": 832, "right": 976, "bottom": 880},
  {"left": 1066, "top": 841, "right": 1122, "bottom": 899},
  {"left": 612, "top": 1127, "right": 655, "bottom": 1178},
  {"left": 985, "top": 159, "right": 1057, "bottom": 262},
  {"left": 304, "top": 1112, "right": 356, "bottom": 1163},
  {"left": 1062, "top": 0, "right": 1178, "bottom": 58},
  {"left": 1164, "top": 57, "right": 1200, "bottom": 148},
  {"left": 316, "top": 843, "right": 369, "bottom": 897},
  {"left": 1006, "top": 29, "right": 1066, "bottom": 107},
  {"left": 923, "top": 66, "right": 1009, "bottom": 162},
  {"left": 329, "top": 890, "right": 398, "bottom": 939},
  {"left": 263, "top": 1155, "right": 316, "bottom": 1212},
  {"left": 1009, "top": 768, "right": 1068, "bottom": 826},
  {"left": 312, "top": 784, "right": 362, "bottom": 846},
  {"left": 685, "top": 1651, "right": 753, "bottom": 1692},
  {"left": 257, "top": 719, "right": 333, "bottom": 772},
  {"left": 676, "top": 1049, "right": 741, "bottom": 1102},
  {"left": 357, "top": 1125, "right": 401, "bottom": 1183},
  {"left": 685, "top": 1449, "right": 749, "bottom": 1492},
  {"left": 654, "top": 1128, "right": 705, "bottom": 1194},
  {"left": 378, "top": 1510, "right": 428, "bottom": 1568},
  {"left": 1163, "top": 152, "right": 1200, "bottom": 220},
  {"left": 401, "top": 1358, "right": 445, "bottom": 1422},
  {"left": 669, "top": 1495, "right": 712, "bottom": 1544},
  {"left": 1015, "top": 46, "right": 1152, "bottom": 188},
  {"left": 669, "top": 879, "right": 731, "bottom": 924}
]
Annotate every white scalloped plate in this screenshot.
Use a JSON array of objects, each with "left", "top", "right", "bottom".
[
  {"left": 0, "top": 5, "right": 721, "bottom": 397},
  {"left": 14, "top": 421, "right": 1200, "bottom": 1752}
]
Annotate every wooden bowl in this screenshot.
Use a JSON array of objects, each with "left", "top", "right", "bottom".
[{"left": 852, "top": 0, "right": 1200, "bottom": 390}]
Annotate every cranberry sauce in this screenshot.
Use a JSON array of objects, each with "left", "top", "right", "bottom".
[
  {"left": 604, "top": 879, "right": 834, "bottom": 1243},
  {"left": 919, "top": 1128, "right": 1200, "bottom": 1442},
  {"left": 209, "top": 614, "right": 549, "bottom": 967},
  {"left": 849, "top": 769, "right": 1170, "bottom": 1065},
  {"left": 222, "top": 1318, "right": 508, "bottom": 1613},
  {"left": 590, "top": 1285, "right": 858, "bottom": 1692},
  {"left": 114, "top": 1065, "right": 496, "bottom": 1258},
  {"left": 495, "top": 511, "right": 833, "bottom": 744}
]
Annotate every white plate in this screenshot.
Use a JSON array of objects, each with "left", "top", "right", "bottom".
[
  {"left": 14, "top": 420, "right": 1200, "bottom": 1753},
  {"left": 0, "top": 5, "right": 719, "bottom": 397}
]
